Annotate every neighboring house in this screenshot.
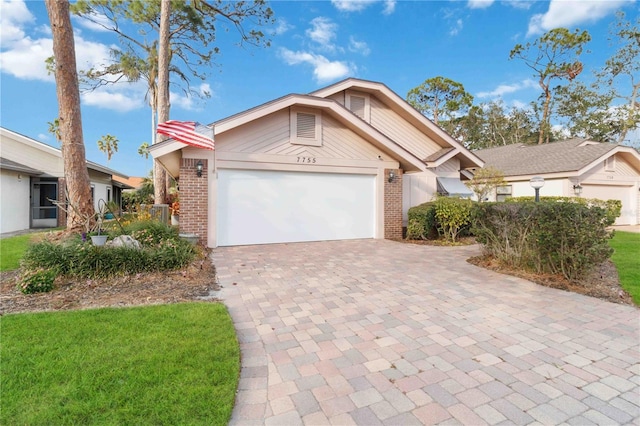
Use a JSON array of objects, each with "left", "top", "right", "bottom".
[
  {"left": 474, "top": 138, "right": 640, "bottom": 225},
  {"left": 151, "top": 78, "right": 483, "bottom": 247},
  {"left": 113, "top": 175, "right": 145, "bottom": 192},
  {"left": 0, "top": 127, "right": 132, "bottom": 234}
]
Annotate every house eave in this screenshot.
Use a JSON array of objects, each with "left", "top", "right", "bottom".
[{"left": 213, "top": 93, "right": 427, "bottom": 172}]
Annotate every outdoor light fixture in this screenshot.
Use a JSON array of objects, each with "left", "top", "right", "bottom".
[
  {"left": 573, "top": 184, "right": 583, "bottom": 197},
  {"left": 529, "top": 176, "right": 545, "bottom": 202},
  {"left": 388, "top": 171, "right": 396, "bottom": 183},
  {"left": 196, "top": 160, "right": 203, "bottom": 177}
]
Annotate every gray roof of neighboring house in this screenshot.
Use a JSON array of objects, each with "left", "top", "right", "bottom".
[
  {"left": 0, "top": 157, "right": 43, "bottom": 175},
  {"left": 474, "top": 138, "right": 618, "bottom": 176}
]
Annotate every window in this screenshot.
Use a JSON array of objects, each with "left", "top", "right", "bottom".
[
  {"left": 107, "top": 186, "right": 112, "bottom": 202},
  {"left": 605, "top": 156, "right": 615, "bottom": 171},
  {"left": 291, "top": 108, "right": 322, "bottom": 146},
  {"left": 496, "top": 185, "right": 512, "bottom": 202},
  {"left": 346, "top": 92, "right": 370, "bottom": 122}
]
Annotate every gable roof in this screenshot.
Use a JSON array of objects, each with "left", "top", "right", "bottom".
[
  {"left": 311, "top": 78, "right": 484, "bottom": 169},
  {"left": 0, "top": 127, "right": 130, "bottom": 179},
  {"left": 475, "top": 138, "right": 640, "bottom": 177},
  {"left": 151, "top": 93, "right": 429, "bottom": 175},
  {"left": 150, "top": 78, "right": 485, "bottom": 176}
]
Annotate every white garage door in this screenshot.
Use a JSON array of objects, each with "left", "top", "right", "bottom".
[
  {"left": 217, "top": 169, "right": 376, "bottom": 246},
  {"left": 581, "top": 184, "right": 632, "bottom": 225}
]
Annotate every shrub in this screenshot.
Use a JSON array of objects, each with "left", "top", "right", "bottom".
[
  {"left": 21, "top": 224, "right": 197, "bottom": 280},
  {"left": 473, "top": 200, "right": 614, "bottom": 281},
  {"left": 125, "top": 220, "right": 178, "bottom": 247},
  {"left": 506, "top": 196, "right": 621, "bottom": 226},
  {"left": 406, "top": 202, "right": 437, "bottom": 240},
  {"left": 18, "top": 268, "right": 57, "bottom": 294},
  {"left": 433, "top": 197, "right": 473, "bottom": 242}
]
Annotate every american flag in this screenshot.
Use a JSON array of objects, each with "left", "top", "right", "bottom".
[{"left": 157, "top": 120, "right": 214, "bottom": 150}]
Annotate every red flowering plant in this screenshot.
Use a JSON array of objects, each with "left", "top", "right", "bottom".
[{"left": 170, "top": 201, "right": 180, "bottom": 216}]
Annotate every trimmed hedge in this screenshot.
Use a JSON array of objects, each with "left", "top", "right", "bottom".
[
  {"left": 506, "top": 196, "right": 621, "bottom": 227},
  {"left": 473, "top": 200, "right": 616, "bottom": 281},
  {"left": 406, "top": 202, "right": 438, "bottom": 240}
]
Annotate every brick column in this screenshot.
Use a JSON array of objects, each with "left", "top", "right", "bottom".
[
  {"left": 57, "top": 178, "right": 67, "bottom": 228},
  {"left": 179, "top": 158, "right": 208, "bottom": 244},
  {"left": 384, "top": 168, "right": 403, "bottom": 239}
]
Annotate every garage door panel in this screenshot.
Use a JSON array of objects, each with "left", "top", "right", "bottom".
[
  {"left": 582, "top": 184, "right": 631, "bottom": 225},
  {"left": 217, "top": 170, "right": 375, "bottom": 246}
]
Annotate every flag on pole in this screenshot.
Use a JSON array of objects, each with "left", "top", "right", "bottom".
[{"left": 157, "top": 120, "right": 214, "bottom": 150}]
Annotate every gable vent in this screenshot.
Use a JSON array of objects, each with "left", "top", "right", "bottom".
[
  {"left": 297, "top": 112, "right": 316, "bottom": 139},
  {"left": 350, "top": 96, "right": 366, "bottom": 119}
]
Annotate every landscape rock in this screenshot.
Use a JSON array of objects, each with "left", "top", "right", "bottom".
[{"left": 107, "top": 235, "right": 141, "bottom": 249}]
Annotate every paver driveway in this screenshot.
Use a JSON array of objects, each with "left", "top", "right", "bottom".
[{"left": 212, "top": 239, "right": 639, "bottom": 425}]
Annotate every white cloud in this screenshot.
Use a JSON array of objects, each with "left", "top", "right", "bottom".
[
  {"left": 38, "top": 133, "right": 50, "bottom": 142},
  {"left": 449, "top": 19, "right": 463, "bottom": 36},
  {"left": 467, "top": 0, "right": 494, "bottom": 9},
  {"left": 504, "top": 0, "right": 534, "bottom": 10},
  {"left": 0, "top": 2, "right": 145, "bottom": 112},
  {"left": 477, "top": 79, "right": 537, "bottom": 98},
  {"left": 279, "top": 48, "right": 352, "bottom": 83},
  {"left": 331, "top": 0, "right": 377, "bottom": 12},
  {"left": 348, "top": 37, "right": 370, "bottom": 56},
  {"left": 527, "top": 0, "right": 631, "bottom": 37},
  {"left": 0, "top": 0, "right": 34, "bottom": 48},
  {"left": 273, "top": 18, "right": 294, "bottom": 35},
  {"left": 306, "top": 17, "right": 338, "bottom": 51},
  {"left": 72, "top": 11, "right": 113, "bottom": 33},
  {"left": 511, "top": 99, "right": 528, "bottom": 109},
  {"left": 383, "top": 0, "right": 396, "bottom": 15},
  {"left": 0, "top": 36, "right": 54, "bottom": 81},
  {"left": 331, "top": 0, "right": 396, "bottom": 14},
  {"left": 170, "top": 83, "right": 212, "bottom": 111},
  {"left": 82, "top": 90, "right": 142, "bottom": 112}
]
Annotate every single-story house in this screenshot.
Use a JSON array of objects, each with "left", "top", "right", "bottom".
[
  {"left": 474, "top": 138, "right": 640, "bottom": 225},
  {"left": 150, "top": 78, "right": 483, "bottom": 247},
  {"left": 0, "top": 127, "right": 131, "bottom": 234}
]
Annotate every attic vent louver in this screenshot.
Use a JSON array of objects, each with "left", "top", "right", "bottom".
[
  {"left": 350, "top": 96, "right": 366, "bottom": 119},
  {"left": 297, "top": 113, "right": 316, "bottom": 139}
]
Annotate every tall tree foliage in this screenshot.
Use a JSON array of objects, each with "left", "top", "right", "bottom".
[
  {"left": 407, "top": 76, "right": 473, "bottom": 136},
  {"left": 510, "top": 28, "right": 591, "bottom": 144},
  {"left": 45, "top": 0, "right": 94, "bottom": 231},
  {"left": 73, "top": 0, "right": 274, "bottom": 202},
  {"left": 597, "top": 12, "right": 640, "bottom": 144}
]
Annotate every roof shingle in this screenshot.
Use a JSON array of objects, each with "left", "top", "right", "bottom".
[{"left": 474, "top": 138, "right": 617, "bottom": 176}]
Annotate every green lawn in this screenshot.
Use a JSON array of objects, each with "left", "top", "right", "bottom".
[
  {"left": 1, "top": 303, "right": 240, "bottom": 425},
  {"left": 0, "top": 234, "right": 35, "bottom": 271},
  {"left": 610, "top": 231, "right": 640, "bottom": 306}
]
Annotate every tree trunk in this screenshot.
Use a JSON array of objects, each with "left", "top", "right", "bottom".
[
  {"left": 45, "top": 0, "right": 94, "bottom": 231},
  {"left": 154, "top": 0, "right": 171, "bottom": 204},
  {"left": 539, "top": 82, "right": 552, "bottom": 145}
]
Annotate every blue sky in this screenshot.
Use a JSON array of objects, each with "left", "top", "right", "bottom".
[{"left": 1, "top": 0, "right": 638, "bottom": 177}]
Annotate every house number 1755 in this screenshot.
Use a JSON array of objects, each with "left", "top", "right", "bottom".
[{"left": 297, "top": 157, "right": 317, "bottom": 163}]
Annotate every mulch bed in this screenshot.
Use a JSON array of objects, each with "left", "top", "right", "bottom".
[
  {"left": 396, "top": 237, "right": 635, "bottom": 307},
  {"left": 0, "top": 252, "right": 218, "bottom": 315}
]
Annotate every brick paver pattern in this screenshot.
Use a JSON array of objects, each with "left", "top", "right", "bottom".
[{"left": 211, "top": 240, "right": 640, "bottom": 425}]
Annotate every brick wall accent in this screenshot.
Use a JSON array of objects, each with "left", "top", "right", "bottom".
[
  {"left": 384, "top": 168, "right": 403, "bottom": 239},
  {"left": 57, "top": 178, "right": 67, "bottom": 228},
  {"left": 179, "top": 158, "right": 208, "bottom": 245}
]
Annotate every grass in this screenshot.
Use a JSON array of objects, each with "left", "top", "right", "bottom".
[
  {"left": 609, "top": 231, "right": 640, "bottom": 306},
  {"left": 1, "top": 303, "right": 240, "bottom": 425},
  {"left": 0, "top": 234, "right": 35, "bottom": 271}
]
